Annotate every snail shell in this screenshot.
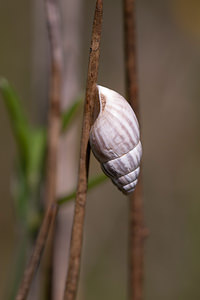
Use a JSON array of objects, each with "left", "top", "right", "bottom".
[{"left": 89, "top": 85, "right": 142, "bottom": 194}]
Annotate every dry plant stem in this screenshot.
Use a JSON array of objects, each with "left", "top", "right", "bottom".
[
  {"left": 15, "top": 0, "right": 62, "bottom": 299},
  {"left": 41, "top": 217, "right": 57, "bottom": 300},
  {"left": 41, "top": 0, "right": 63, "bottom": 298},
  {"left": 123, "top": 0, "right": 138, "bottom": 116},
  {"left": 123, "top": 0, "right": 146, "bottom": 299},
  {"left": 15, "top": 205, "right": 58, "bottom": 300},
  {"left": 63, "top": 1, "right": 103, "bottom": 299},
  {"left": 44, "top": 0, "right": 62, "bottom": 209}
]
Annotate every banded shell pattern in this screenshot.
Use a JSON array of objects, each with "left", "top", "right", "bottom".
[{"left": 89, "top": 85, "right": 142, "bottom": 194}]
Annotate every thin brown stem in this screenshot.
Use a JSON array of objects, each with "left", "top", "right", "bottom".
[
  {"left": 40, "top": 0, "right": 63, "bottom": 297},
  {"left": 44, "top": 0, "right": 62, "bottom": 209},
  {"left": 15, "top": 205, "right": 58, "bottom": 300},
  {"left": 123, "top": 0, "right": 147, "bottom": 300},
  {"left": 15, "top": 0, "right": 62, "bottom": 299},
  {"left": 63, "top": 1, "right": 103, "bottom": 299},
  {"left": 123, "top": 0, "right": 138, "bottom": 116},
  {"left": 40, "top": 217, "right": 57, "bottom": 300}
]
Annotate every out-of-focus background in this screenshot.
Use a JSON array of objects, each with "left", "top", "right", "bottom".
[{"left": 1, "top": 0, "right": 200, "bottom": 299}]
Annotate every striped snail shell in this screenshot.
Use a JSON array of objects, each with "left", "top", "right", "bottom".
[{"left": 89, "top": 85, "right": 142, "bottom": 194}]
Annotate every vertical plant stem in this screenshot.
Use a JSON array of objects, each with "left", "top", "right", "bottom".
[
  {"left": 53, "top": 0, "right": 83, "bottom": 298},
  {"left": 123, "top": 0, "right": 146, "bottom": 300},
  {"left": 44, "top": 0, "right": 62, "bottom": 210},
  {"left": 63, "top": 1, "right": 103, "bottom": 299},
  {"left": 123, "top": 0, "right": 138, "bottom": 116},
  {"left": 40, "top": 208, "right": 58, "bottom": 300},
  {"left": 15, "top": 205, "right": 58, "bottom": 300},
  {"left": 41, "top": 0, "right": 63, "bottom": 298},
  {"left": 15, "top": 0, "right": 62, "bottom": 299}
]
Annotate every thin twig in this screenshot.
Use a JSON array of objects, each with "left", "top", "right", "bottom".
[
  {"left": 15, "top": 205, "right": 58, "bottom": 300},
  {"left": 63, "top": 1, "right": 103, "bottom": 299},
  {"left": 58, "top": 173, "right": 107, "bottom": 206},
  {"left": 123, "top": 0, "right": 138, "bottom": 116},
  {"left": 123, "top": 0, "right": 147, "bottom": 300},
  {"left": 44, "top": 0, "right": 62, "bottom": 209},
  {"left": 15, "top": 0, "right": 62, "bottom": 299}
]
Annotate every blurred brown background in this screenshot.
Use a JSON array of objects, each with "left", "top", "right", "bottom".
[{"left": 1, "top": 0, "right": 200, "bottom": 299}]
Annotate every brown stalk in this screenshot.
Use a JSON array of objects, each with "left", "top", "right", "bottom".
[
  {"left": 15, "top": 0, "right": 62, "bottom": 299},
  {"left": 123, "top": 0, "right": 147, "bottom": 299},
  {"left": 40, "top": 0, "right": 63, "bottom": 296},
  {"left": 63, "top": 1, "right": 103, "bottom": 299}
]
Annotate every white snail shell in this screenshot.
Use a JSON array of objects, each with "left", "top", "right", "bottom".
[{"left": 89, "top": 85, "right": 142, "bottom": 194}]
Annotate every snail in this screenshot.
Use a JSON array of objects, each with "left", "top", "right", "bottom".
[{"left": 89, "top": 85, "right": 142, "bottom": 194}]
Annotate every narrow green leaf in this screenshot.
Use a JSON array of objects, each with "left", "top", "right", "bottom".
[
  {"left": 0, "top": 78, "right": 30, "bottom": 166},
  {"left": 27, "top": 128, "right": 47, "bottom": 188},
  {"left": 61, "top": 95, "right": 83, "bottom": 132},
  {"left": 13, "top": 162, "right": 30, "bottom": 222},
  {"left": 58, "top": 173, "right": 108, "bottom": 205}
]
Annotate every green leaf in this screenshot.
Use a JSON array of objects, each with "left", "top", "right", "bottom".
[
  {"left": 26, "top": 128, "right": 47, "bottom": 189},
  {"left": 61, "top": 95, "right": 83, "bottom": 132},
  {"left": 0, "top": 78, "right": 30, "bottom": 167},
  {"left": 58, "top": 173, "right": 108, "bottom": 205},
  {"left": 13, "top": 162, "right": 30, "bottom": 222}
]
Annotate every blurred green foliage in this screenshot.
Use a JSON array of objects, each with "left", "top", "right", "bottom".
[{"left": 0, "top": 78, "right": 107, "bottom": 300}]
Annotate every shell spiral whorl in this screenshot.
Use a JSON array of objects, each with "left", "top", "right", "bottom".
[{"left": 89, "top": 85, "right": 142, "bottom": 194}]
